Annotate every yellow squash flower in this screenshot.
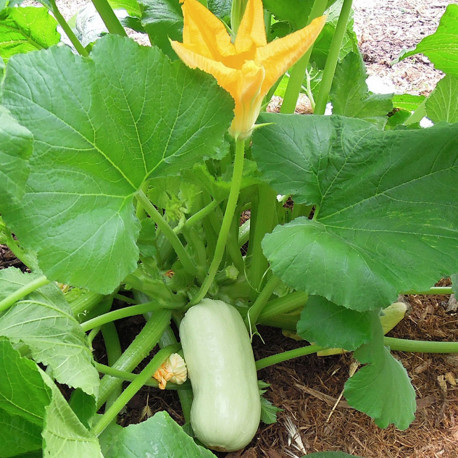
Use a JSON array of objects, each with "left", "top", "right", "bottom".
[{"left": 171, "top": 0, "right": 326, "bottom": 138}]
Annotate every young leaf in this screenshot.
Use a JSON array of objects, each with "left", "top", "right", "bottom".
[
  {"left": 331, "top": 52, "right": 392, "bottom": 128},
  {"left": 392, "top": 94, "right": 426, "bottom": 112},
  {"left": 0, "top": 35, "right": 233, "bottom": 293},
  {"left": 400, "top": 4, "right": 458, "bottom": 77},
  {"left": 297, "top": 296, "right": 373, "bottom": 350},
  {"left": 0, "top": 268, "right": 99, "bottom": 396},
  {"left": 344, "top": 313, "right": 416, "bottom": 430},
  {"left": 109, "top": 0, "right": 142, "bottom": 17},
  {"left": 99, "top": 411, "right": 216, "bottom": 457},
  {"left": 0, "top": 6, "right": 60, "bottom": 61},
  {"left": 0, "top": 337, "right": 51, "bottom": 457},
  {"left": 255, "top": 114, "right": 458, "bottom": 311},
  {"left": 426, "top": 75, "right": 458, "bottom": 123}
]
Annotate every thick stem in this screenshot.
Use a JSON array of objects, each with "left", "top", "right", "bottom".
[
  {"left": 81, "top": 301, "right": 181, "bottom": 332},
  {"left": 94, "top": 362, "right": 186, "bottom": 389},
  {"left": 385, "top": 337, "right": 458, "bottom": 353},
  {"left": 101, "top": 323, "right": 122, "bottom": 411},
  {"left": 91, "top": 0, "right": 128, "bottom": 36},
  {"left": 70, "top": 291, "right": 105, "bottom": 318},
  {"left": 314, "top": 0, "right": 354, "bottom": 115},
  {"left": 403, "top": 287, "right": 453, "bottom": 295},
  {"left": 259, "top": 290, "right": 308, "bottom": 320},
  {"left": 191, "top": 138, "right": 246, "bottom": 305},
  {"left": 281, "top": 0, "right": 328, "bottom": 113},
  {"left": 0, "top": 275, "right": 49, "bottom": 313},
  {"left": 97, "top": 309, "right": 172, "bottom": 409},
  {"left": 51, "top": 1, "right": 89, "bottom": 56},
  {"left": 136, "top": 190, "right": 197, "bottom": 277},
  {"left": 256, "top": 344, "right": 323, "bottom": 370},
  {"left": 246, "top": 276, "right": 282, "bottom": 331},
  {"left": 246, "top": 184, "right": 277, "bottom": 293},
  {"left": 92, "top": 344, "right": 179, "bottom": 436},
  {"left": 175, "top": 200, "right": 220, "bottom": 234}
]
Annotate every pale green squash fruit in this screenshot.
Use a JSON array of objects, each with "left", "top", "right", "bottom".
[{"left": 180, "top": 299, "right": 261, "bottom": 452}]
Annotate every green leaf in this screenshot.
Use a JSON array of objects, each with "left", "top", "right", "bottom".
[
  {"left": 297, "top": 296, "right": 372, "bottom": 350},
  {"left": 69, "top": 389, "right": 97, "bottom": 429},
  {"left": 0, "top": 107, "right": 32, "bottom": 202},
  {"left": 401, "top": 4, "right": 458, "bottom": 77},
  {"left": 0, "top": 268, "right": 99, "bottom": 396},
  {"left": 99, "top": 411, "right": 215, "bottom": 457},
  {"left": 344, "top": 313, "right": 416, "bottom": 430},
  {"left": 109, "top": 0, "right": 142, "bottom": 16},
  {"left": 41, "top": 370, "right": 103, "bottom": 457},
  {"left": 0, "top": 6, "right": 60, "bottom": 61},
  {"left": 260, "top": 396, "right": 281, "bottom": 425},
  {"left": 140, "top": 0, "right": 183, "bottom": 59},
  {"left": 0, "top": 35, "right": 233, "bottom": 293},
  {"left": 208, "top": 0, "right": 231, "bottom": 19},
  {"left": 0, "top": 337, "right": 51, "bottom": 457},
  {"left": 426, "top": 75, "right": 458, "bottom": 123},
  {"left": 392, "top": 94, "right": 426, "bottom": 112},
  {"left": 331, "top": 52, "right": 392, "bottom": 127},
  {"left": 255, "top": 114, "right": 458, "bottom": 310}
]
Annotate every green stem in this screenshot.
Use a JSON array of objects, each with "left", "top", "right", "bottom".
[
  {"left": 256, "top": 344, "right": 323, "bottom": 370},
  {"left": 92, "top": 344, "right": 179, "bottom": 436},
  {"left": 182, "top": 227, "right": 207, "bottom": 280},
  {"left": 192, "top": 138, "right": 246, "bottom": 305},
  {"left": 175, "top": 200, "right": 220, "bottom": 234},
  {"left": 403, "top": 287, "right": 453, "bottom": 295},
  {"left": 136, "top": 190, "right": 196, "bottom": 276},
  {"left": 314, "top": 0, "right": 353, "bottom": 115},
  {"left": 101, "top": 323, "right": 122, "bottom": 411},
  {"left": 0, "top": 275, "right": 49, "bottom": 313},
  {"left": 238, "top": 218, "right": 250, "bottom": 247},
  {"left": 51, "top": 1, "right": 89, "bottom": 57},
  {"left": 70, "top": 291, "right": 105, "bottom": 318},
  {"left": 91, "top": 0, "right": 128, "bottom": 36},
  {"left": 97, "top": 309, "right": 172, "bottom": 409},
  {"left": 280, "top": 0, "right": 328, "bottom": 113},
  {"left": 259, "top": 290, "right": 308, "bottom": 320},
  {"left": 114, "top": 294, "right": 136, "bottom": 305},
  {"left": 246, "top": 184, "right": 277, "bottom": 292},
  {"left": 385, "top": 337, "right": 458, "bottom": 353},
  {"left": 246, "top": 276, "right": 282, "bottom": 331},
  {"left": 94, "top": 362, "right": 186, "bottom": 389},
  {"left": 81, "top": 302, "right": 178, "bottom": 332}
]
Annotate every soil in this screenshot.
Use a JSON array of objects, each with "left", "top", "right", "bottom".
[{"left": 5, "top": 1, "right": 458, "bottom": 457}]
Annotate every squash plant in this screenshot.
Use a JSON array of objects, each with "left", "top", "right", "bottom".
[{"left": 0, "top": 0, "right": 457, "bottom": 456}]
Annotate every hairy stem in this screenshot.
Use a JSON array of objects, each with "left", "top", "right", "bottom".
[
  {"left": 191, "top": 138, "right": 246, "bottom": 305},
  {"left": 0, "top": 275, "right": 49, "bottom": 313},
  {"left": 136, "top": 190, "right": 197, "bottom": 277},
  {"left": 91, "top": 0, "right": 128, "bottom": 36},
  {"left": 92, "top": 344, "right": 179, "bottom": 436},
  {"left": 314, "top": 0, "right": 353, "bottom": 114}
]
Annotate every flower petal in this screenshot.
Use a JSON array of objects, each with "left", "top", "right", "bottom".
[
  {"left": 170, "top": 40, "right": 239, "bottom": 96},
  {"left": 181, "top": 0, "right": 235, "bottom": 59},
  {"left": 234, "top": 0, "right": 267, "bottom": 53},
  {"left": 255, "top": 16, "right": 326, "bottom": 95}
]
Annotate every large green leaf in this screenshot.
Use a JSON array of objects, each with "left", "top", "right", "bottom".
[
  {"left": 344, "top": 312, "right": 416, "bottom": 429},
  {"left": 109, "top": 0, "right": 142, "bottom": 16},
  {"left": 0, "top": 35, "right": 233, "bottom": 293},
  {"left": 0, "top": 268, "right": 99, "bottom": 396},
  {"left": 297, "top": 296, "right": 372, "bottom": 350},
  {"left": 0, "top": 337, "right": 51, "bottom": 457},
  {"left": 331, "top": 52, "right": 392, "bottom": 127},
  {"left": 99, "top": 411, "right": 215, "bottom": 457},
  {"left": 0, "top": 6, "right": 60, "bottom": 61},
  {"left": 0, "top": 106, "right": 32, "bottom": 201},
  {"left": 426, "top": 75, "right": 458, "bottom": 123},
  {"left": 401, "top": 4, "right": 458, "bottom": 77},
  {"left": 254, "top": 114, "right": 458, "bottom": 310},
  {"left": 41, "top": 370, "right": 103, "bottom": 458}
]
